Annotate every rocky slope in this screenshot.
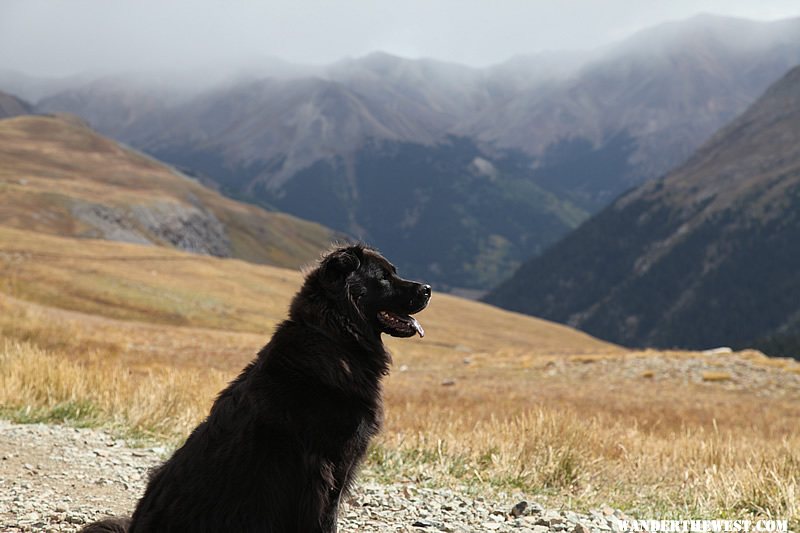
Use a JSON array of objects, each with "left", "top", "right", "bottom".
[
  {"left": 0, "top": 114, "right": 336, "bottom": 269},
  {"left": 485, "top": 65, "right": 800, "bottom": 357}
]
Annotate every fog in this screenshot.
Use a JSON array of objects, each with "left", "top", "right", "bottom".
[{"left": 1, "top": 0, "right": 799, "bottom": 77}]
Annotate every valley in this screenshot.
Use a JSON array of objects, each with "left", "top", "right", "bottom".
[{"left": 486, "top": 65, "right": 800, "bottom": 358}]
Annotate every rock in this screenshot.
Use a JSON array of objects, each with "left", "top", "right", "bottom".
[
  {"left": 66, "top": 514, "right": 85, "bottom": 524},
  {"left": 702, "top": 347, "right": 733, "bottom": 355},
  {"left": 510, "top": 500, "right": 527, "bottom": 517},
  {"left": 441, "top": 379, "right": 456, "bottom": 386},
  {"left": 528, "top": 502, "right": 545, "bottom": 514}
]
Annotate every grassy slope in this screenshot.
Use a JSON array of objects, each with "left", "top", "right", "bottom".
[
  {"left": 0, "top": 225, "right": 615, "bottom": 354},
  {"left": 0, "top": 114, "right": 336, "bottom": 268},
  {"left": 1, "top": 227, "right": 798, "bottom": 523}
]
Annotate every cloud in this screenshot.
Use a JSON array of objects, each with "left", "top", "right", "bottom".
[{"left": 1, "top": 0, "right": 798, "bottom": 76}]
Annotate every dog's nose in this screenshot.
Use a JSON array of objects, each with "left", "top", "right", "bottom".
[{"left": 422, "top": 284, "right": 432, "bottom": 298}]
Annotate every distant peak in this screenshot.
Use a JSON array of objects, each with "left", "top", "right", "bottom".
[{"left": 362, "top": 50, "right": 404, "bottom": 62}]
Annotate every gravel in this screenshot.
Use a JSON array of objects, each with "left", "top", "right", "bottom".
[{"left": 0, "top": 420, "right": 629, "bottom": 532}]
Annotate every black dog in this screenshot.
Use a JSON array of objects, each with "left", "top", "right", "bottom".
[{"left": 82, "top": 244, "right": 430, "bottom": 533}]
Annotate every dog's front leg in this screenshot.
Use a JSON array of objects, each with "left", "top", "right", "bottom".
[
  {"left": 297, "top": 458, "right": 338, "bottom": 533},
  {"left": 319, "top": 484, "right": 342, "bottom": 533}
]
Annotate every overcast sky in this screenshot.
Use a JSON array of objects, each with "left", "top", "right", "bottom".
[{"left": 1, "top": 0, "right": 799, "bottom": 77}]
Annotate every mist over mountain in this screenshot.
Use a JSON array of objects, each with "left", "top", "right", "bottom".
[
  {"left": 485, "top": 65, "right": 800, "bottom": 358},
  {"left": 458, "top": 14, "right": 800, "bottom": 208},
  {"left": 26, "top": 14, "right": 800, "bottom": 290}
]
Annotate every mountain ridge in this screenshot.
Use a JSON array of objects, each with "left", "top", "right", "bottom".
[
  {"left": 26, "top": 14, "right": 800, "bottom": 290},
  {"left": 484, "top": 65, "right": 800, "bottom": 357}
]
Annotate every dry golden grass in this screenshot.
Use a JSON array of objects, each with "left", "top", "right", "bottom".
[
  {"left": 0, "top": 226, "right": 616, "bottom": 355},
  {"left": 1, "top": 229, "right": 798, "bottom": 525},
  {"left": 0, "top": 339, "right": 225, "bottom": 439},
  {"left": 2, "top": 333, "right": 797, "bottom": 523},
  {"left": 702, "top": 371, "right": 734, "bottom": 382}
]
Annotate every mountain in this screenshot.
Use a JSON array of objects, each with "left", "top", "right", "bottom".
[
  {"left": 0, "top": 91, "right": 31, "bottom": 118},
  {"left": 485, "top": 65, "right": 800, "bottom": 357},
  {"left": 0, "top": 114, "right": 337, "bottom": 268},
  {"left": 33, "top": 67, "right": 583, "bottom": 291},
  {"left": 458, "top": 14, "right": 800, "bottom": 209},
  {"left": 32, "top": 14, "right": 800, "bottom": 290}
]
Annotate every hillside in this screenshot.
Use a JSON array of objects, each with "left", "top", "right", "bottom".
[
  {"left": 154, "top": 135, "right": 585, "bottom": 291},
  {"left": 0, "top": 114, "right": 336, "bottom": 268},
  {"left": 1, "top": 226, "right": 798, "bottom": 526},
  {"left": 0, "top": 91, "right": 30, "bottom": 118},
  {"left": 485, "top": 65, "right": 800, "bottom": 357},
  {"left": 38, "top": 70, "right": 585, "bottom": 290},
  {"left": 0, "top": 225, "right": 614, "bottom": 355},
  {"left": 32, "top": 15, "right": 800, "bottom": 290}
]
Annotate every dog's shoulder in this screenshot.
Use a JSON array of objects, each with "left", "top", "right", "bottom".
[{"left": 255, "top": 319, "right": 387, "bottom": 399}]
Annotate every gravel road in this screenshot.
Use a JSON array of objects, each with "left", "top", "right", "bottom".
[{"left": 0, "top": 421, "right": 629, "bottom": 532}]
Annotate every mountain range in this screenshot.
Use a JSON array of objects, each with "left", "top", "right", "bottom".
[
  {"left": 16, "top": 14, "right": 800, "bottom": 290},
  {"left": 485, "top": 65, "right": 800, "bottom": 358}
]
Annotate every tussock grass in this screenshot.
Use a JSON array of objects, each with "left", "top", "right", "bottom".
[
  {"left": 0, "top": 339, "right": 225, "bottom": 441},
  {"left": 1, "top": 337, "right": 797, "bottom": 525},
  {"left": 373, "top": 405, "right": 799, "bottom": 522}
]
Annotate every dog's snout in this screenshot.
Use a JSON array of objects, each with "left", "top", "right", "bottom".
[
  {"left": 421, "top": 284, "right": 432, "bottom": 299},
  {"left": 408, "top": 283, "right": 432, "bottom": 311}
]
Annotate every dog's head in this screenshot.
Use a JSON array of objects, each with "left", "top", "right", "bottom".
[{"left": 317, "top": 244, "right": 431, "bottom": 339}]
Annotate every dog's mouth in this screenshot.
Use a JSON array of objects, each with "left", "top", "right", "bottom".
[{"left": 377, "top": 310, "right": 425, "bottom": 338}]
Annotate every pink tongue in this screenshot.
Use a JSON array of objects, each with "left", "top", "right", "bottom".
[{"left": 409, "top": 316, "right": 424, "bottom": 338}]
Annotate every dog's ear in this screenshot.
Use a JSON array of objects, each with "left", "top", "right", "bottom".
[{"left": 320, "top": 247, "right": 362, "bottom": 282}]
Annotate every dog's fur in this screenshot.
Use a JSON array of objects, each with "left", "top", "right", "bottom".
[{"left": 81, "top": 244, "right": 430, "bottom": 533}]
